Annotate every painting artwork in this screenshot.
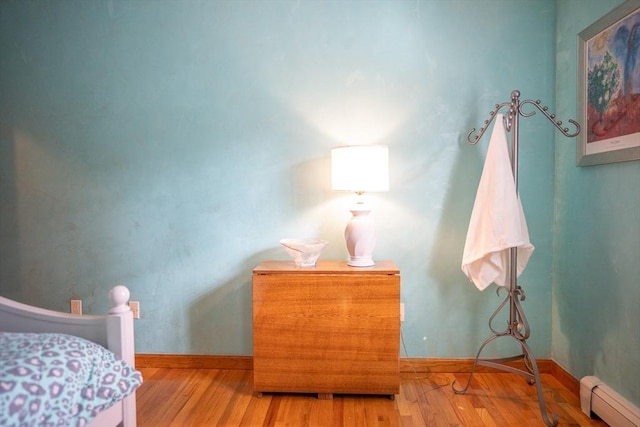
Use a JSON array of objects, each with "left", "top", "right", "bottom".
[{"left": 577, "top": 1, "right": 640, "bottom": 166}]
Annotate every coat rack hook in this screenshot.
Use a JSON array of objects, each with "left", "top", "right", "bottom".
[
  {"left": 518, "top": 99, "right": 581, "bottom": 137},
  {"left": 466, "top": 102, "right": 510, "bottom": 144}
]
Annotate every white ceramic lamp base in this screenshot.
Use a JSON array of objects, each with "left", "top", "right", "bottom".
[{"left": 344, "top": 207, "right": 376, "bottom": 267}]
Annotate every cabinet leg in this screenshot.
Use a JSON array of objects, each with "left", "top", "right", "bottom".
[{"left": 318, "top": 393, "right": 333, "bottom": 400}]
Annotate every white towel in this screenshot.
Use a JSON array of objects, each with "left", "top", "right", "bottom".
[{"left": 461, "top": 114, "right": 534, "bottom": 291}]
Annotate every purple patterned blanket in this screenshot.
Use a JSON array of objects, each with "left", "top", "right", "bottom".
[{"left": 0, "top": 332, "right": 142, "bottom": 427}]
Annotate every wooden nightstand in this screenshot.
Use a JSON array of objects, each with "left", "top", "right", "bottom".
[{"left": 252, "top": 260, "right": 400, "bottom": 399}]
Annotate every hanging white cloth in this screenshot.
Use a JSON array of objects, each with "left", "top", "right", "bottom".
[{"left": 461, "top": 114, "right": 534, "bottom": 291}]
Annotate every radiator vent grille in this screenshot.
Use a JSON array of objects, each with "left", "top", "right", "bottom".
[{"left": 580, "top": 376, "right": 640, "bottom": 427}]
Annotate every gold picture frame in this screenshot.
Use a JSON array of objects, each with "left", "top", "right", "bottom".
[{"left": 577, "top": 0, "right": 640, "bottom": 166}]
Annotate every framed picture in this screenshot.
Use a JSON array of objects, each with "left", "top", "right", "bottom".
[{"left": 577, "top": 0, "right": 640, "bottom": 166}]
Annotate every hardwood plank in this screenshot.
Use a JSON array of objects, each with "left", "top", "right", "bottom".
[
  {"left": 342, "top": 396, "right": 366, "bottom": 426},
  {"left": 475, "top": 407, "right": 500, "bottom": 427},
  {"left": 170, "top": 369, "right": 238, "bottom": 425},
  {"left": 332, "top": 397, "right": 345, "bottom": 426},
  {"left": 216, "top": 370, "right": 255, "bottom": 426},
  {"left": 450, "top": 390, "right": 488, "bottom": 426},
  {"left": 470, "top": 385, "right": 520, "bottom": 425},
  {"left": 136, "top": 368, "right": 203, "bottom": 426},
  {"left": 306, "top": 395, "right": 335, "bottom": 426},
  {"left": 239, "top": 387, "right": 274, "bottom": 426},
  {"left": 396, "top": 377, "right": 427, "bottom": 426}
]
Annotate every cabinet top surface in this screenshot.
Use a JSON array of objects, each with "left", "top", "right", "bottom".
[{"left": 253, "top": 260, "right": 399, "bottom": 275}]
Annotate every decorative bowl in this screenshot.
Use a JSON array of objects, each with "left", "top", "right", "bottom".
[{"left": 280, "top": 238, "right": 328, "bottom": 267}]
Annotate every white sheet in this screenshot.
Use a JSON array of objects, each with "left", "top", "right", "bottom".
[{"left": 461, "top": 114, "right": 534, "bottom": 291}]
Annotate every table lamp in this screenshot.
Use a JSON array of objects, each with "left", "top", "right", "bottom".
[{"left": 331, "top": 145, "right": 389, "bottom": 267}]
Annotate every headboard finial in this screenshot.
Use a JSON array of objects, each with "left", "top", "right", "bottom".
[{"left": 108, "top": 285, "right": 131, "bottom": 314}]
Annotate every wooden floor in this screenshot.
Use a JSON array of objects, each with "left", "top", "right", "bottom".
[{"left": 136, "top": 368, "right": 607, "bottom": 426}]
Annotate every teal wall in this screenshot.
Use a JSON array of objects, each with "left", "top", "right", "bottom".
[
  {"left": 555, "top": 0, "right": 640, "bottom": 406},
  {"left": 0, "top": 0, "right": 636, "bottom": 406}
]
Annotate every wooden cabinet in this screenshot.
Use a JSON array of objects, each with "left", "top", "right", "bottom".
[{"left": 252, "top": 261, "right": 400, "bottom": 398}]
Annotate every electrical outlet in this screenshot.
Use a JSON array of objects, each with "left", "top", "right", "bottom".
[
  {"left": 70, "top": 299, "right": 82, "bottom": 315},
  {"left": 400, "top": 303, "right": 405, "bottom": 322},
  {"left": 129, "top": 301, "right": 140, "bottom": 319}
]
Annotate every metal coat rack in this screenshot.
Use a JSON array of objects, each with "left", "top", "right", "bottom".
[{"left": 452, "top": 90, "right": 580, "bottom": 427}]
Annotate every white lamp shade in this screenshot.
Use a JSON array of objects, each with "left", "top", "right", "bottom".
[{"left": 331, "top": 145, "right": 389, "bottom": 192}]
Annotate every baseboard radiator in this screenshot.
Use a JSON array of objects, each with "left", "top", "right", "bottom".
[{"left": 580, "top": 376, "right": 640, "bottom": 427}]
